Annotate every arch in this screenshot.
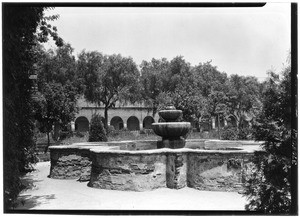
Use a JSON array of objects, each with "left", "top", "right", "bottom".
[
  {"left": 188, "top": 117, "right": 198, "bottom": 129},
  {"left": 227, "top": 115, "right": 237, "bottom": 127},
  {"left": 200, "top": 114, "right": 211, "bottom": 131},
  {"left": 110, "top": 116, "right": 124, "bottom": 130},
  {"left": 127, "top": 116, "right": 140, "bottom": 131},
  {"left": 75, "top": 116, "right": 89, "bottom": 132},
  {"left": 143, "top": 116, "right": 155, "bottom": 129},
  {"left": 215, "top": 115, "right": 225, "bottom": 128},
  {"left": 241, "top": 119, "right": 250, "bottom": 128}
]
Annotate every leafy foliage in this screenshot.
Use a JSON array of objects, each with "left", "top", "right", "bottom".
[
  {"left": 33, "top": 44, "right": 79, "bottom": 151},
  {"left": 226, "top": 75, "right": 262, "bottom": 129},
  {"left": 140, "top": 57, "right": 263, "bottom": 133},
  {"left": 220, "top": 126, "right": 253, "bottom": 140},
  {"left": 88, "top": 114, "right": 108, "bottom": 142},
  {"left": 3, "top": 6, "right": 62, "bottom": 210},
  {"left": 244, "top": 64, "right": 296, "bottom": 214},
  {"left": 32, "top": 82, "right": 78, "bottom": 151},
  {"left": 220, "top": 127, "right": 239, "bottom": 140},
  {"left": 77, "top": 51, "right": 140, "bottom": 128},
  {"left": 140, "top": 58, "right": 169, "bottom": 116}
]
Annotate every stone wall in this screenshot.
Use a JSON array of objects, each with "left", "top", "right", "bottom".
[
  {"left": 49, "top": 147, "right": 92, "bottom": 181},
  {"left": 49, "top": 140, "right": 261, "bottom": 192},
  {"left": 88, "top": 152, "right": 167, "bottom": 191},
  {"left": 166, "top": 153, "right": 187, "bottom": 189},
  {"left": 187, "top": 152, "right": 254, "bottom": 192}
]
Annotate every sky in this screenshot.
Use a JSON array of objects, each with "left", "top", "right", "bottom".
[{"left": 44, "top": 3, "right": 291, "bottom": 81}]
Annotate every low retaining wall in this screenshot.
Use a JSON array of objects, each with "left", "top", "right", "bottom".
[
  {"left": 89, "top": 152, "right": 167, "bottom": 191},
  {"left": 49, "top": 146, "right": 93, "bottom": 181},
  {"left": 49, "top": 140, "right": 262, "bottom": 191},
  {"left": 87, "top": 148, "right": 256, "bottom": 192},
  {"left": 187, "top": 152, "right": 253, "bottom": 191}
]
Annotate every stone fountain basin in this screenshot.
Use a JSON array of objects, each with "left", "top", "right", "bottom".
[
  {"left": 158, "top": 110, "right": 182, "bottom": 121},
  {"left": 151, "top": 122, "right": 191, "bottom": 138},
  {"left": 49, "top": 140, "right": 263, "bottom": 192}
]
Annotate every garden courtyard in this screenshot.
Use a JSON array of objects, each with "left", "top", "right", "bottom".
[{"left": 15, "top": 161, "right": 247, "bottom": 211}]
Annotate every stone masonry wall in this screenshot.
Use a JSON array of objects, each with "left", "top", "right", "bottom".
[
  {"left": 88, "top": 152, "right": 167, "bottom": 191},
  {"left": 166, "top": 153, "right": 187, "bottom": 189},
  {"left": 187, "top": 152, "right": 254, "bottom": 192},
  {"left": 49, "top": 140, "right": 259, "bottom": 192},
  {"left": 49, "top": 148, "right": 92, "bottom": 181}
]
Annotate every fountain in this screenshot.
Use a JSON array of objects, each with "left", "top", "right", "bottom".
[
  {"left": 48, "top": 106, "right": 263, "bottom": 192},
  {"left": 151, "top": 105, "right": 191, "bottom": 149}
]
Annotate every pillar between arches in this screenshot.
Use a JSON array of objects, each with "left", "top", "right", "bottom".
[{"left": 212, "top": 117, "right": 216, "bottom": 129}]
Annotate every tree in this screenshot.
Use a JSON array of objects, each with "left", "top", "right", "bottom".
[
  {"left": 36, "top": 43, "right": 77, "bottom": 86},
  {"left": 88, "top": 114, "right": 108, "bottom": 142},
  {"left": 192, "top": 61, "right": 228, "bottom": 98},
  {"left": 192, "top": 61, "right": 230, "bottom": 131},
  {"left": 33, "top": 43, "right": 79, "bottom": 152},
  {"left": 244, "top": 62, "right": 296, "bottom": 213},
  {"left": 33, "top": 82, "right": 78, "bottom": 152},
  {"left": 140, "top": 58, "right": 169, "bottom": 116},
  {"left": 3, "top": 5, "right": 62, "bottom": 210},
  {"left": 78, "top": 52, "right": 140, "bottom": 128}
]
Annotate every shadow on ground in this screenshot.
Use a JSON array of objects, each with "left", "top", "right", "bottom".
[
  {"left": 13, "top": 169, "right": 54, "bottom": 209},
  {"left": 14, "top": 194, "right": 56, "bottom": 209}
]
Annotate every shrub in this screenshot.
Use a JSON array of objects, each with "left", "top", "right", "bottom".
[
  {"left": 244, "top": 66, "right": 296, "bottom": 214},
  {"left": 74, "top": 131, "right": 85, "bottom": 138},
  {"left": 88, "top": 114, "right": 108, "bottom": 142},
  {"left": 220, "top": 127, "right": 238, "bottom": 140},
  {"left": 59, "top": 131, "right": 73, "bottom": 141},
  {"left": 237, "top": 127, "right": 253, "bottom": 140},
  {"left": 107, "top": 125, "right": 115, "bottom": 134},
  {"left": 140, "top": 128, "right": 154, "bottom": 135}
]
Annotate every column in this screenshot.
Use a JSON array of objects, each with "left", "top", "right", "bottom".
[
  {"left": 211, "top": 117, "right": 216, "bottom": 129},
  {"left": 70, "top": 121, "right": 75, "bottom": 132}
]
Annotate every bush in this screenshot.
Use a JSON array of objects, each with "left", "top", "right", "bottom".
[
  {"left": 59, "top": 131, "right": 73, "bottom": 141},
  {"left": 220, "top": 127, "right": 238, "bottom": 140},
  {"left": 107, "top": 125, "right": 115, "bottom": 134},
  {"left": 88, "top": 114, "right": 108, "bottom": 142},
  {"left": 140, "top": 128, "right": 154, "bottom": 135},
  {"left": 244, "top": 66, "right": 295, "bottom": 214},
  {"left": 237, "top": 127, "right": 253, "bottom": 140},
  {"left": 74, "top": 131, "right": 85, "bottom": 138}
]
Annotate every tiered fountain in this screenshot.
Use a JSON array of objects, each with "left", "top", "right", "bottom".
[
  {"left": 151, "top": 105, "right": 191, "bottom": 149},
  {"left": 49, "top": 106, "right": 262, "bottom": 192}
]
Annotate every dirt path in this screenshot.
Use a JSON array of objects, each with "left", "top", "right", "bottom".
[{"left": 14, "top": 162, "right": 248, "bottom": 211}]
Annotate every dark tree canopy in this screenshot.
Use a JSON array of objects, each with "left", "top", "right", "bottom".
[
  {"left": 77, "top": 51, "right": 140, "bottom": 128},
  {"left": 3, "top": 6, "right": 63, "bottom": 210},
  {"left": 33, "top": 43, "right": 79, "bottom": 152},
  {"left": 244, "top": 62, "right": 295, "bottom": 214}
]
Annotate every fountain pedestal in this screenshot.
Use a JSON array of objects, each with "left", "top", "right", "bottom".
[
  {"left": 151, "top": 105, "right": 191, "bottom": 149},
  {"left": 158, "top": 138, "right": 186, "bottom": 149}
]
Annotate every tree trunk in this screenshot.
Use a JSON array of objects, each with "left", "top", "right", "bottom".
[
  {"left": 45, "top": 130, "right": 50, "bottom": 153},
  {"left": 104, "top": 106, "right": 109, "bottom": 130},
  {"left": 218, "top": 113, "right": 221, "bottom": 139}
]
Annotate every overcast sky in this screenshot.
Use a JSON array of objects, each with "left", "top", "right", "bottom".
[{"left": 44, "top": 3, "right": 291, "bottom": 81}]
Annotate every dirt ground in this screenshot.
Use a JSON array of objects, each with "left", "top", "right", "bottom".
[{"left": 12, "top": 161, "right": 249, "bottom": 214}]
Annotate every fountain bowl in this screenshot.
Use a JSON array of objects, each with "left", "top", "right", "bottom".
[
  {"left": 158, "top": 110, "right": 182, "bottom": 122},
  {"left": 152, "top": 122, "right": 191, "bottom": 138}
]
